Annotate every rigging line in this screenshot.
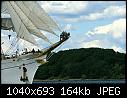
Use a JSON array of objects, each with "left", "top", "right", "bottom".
[
  {"left": 12, "top": 1, "right": 51, "bottom": 45},
  {"left": 22, "top": 1, "right": 59, "bottom": 36},
  {"left": 4, "top": 38, "right": 15, "bottom": 54},
  {"left": 1, "top": 3, "right": 8, "bottom": 14},
  {"left": 51, "top": 16, "right": 62, "bottom": 32},
  {"left": 9, "top": 1, "right": 27, "bottom": 39},
  {"left": 37, "top": 2, "right": 62, "bottom": 32},
  {"left": 4, "top": 37, "right": 19, "bottom": 55},
  {"left": 1, "top": 7, "right": 7, "bottom": 13},
  {"left": 47, "top": 35, "right": 71, "bottom": 60},
  {"left": 36, "top": 2, "right": 61, "bottom": 32},
  {"left": 46, "top": 41, "right": 66, "bottom": 60},
  {"left": 21, "top": 1, "right": 56, "bottom": 36},
  {"left": 6, "top": 17, "right": 8, "bottom": 27},
  {"left": 8, "top": 1, "right": 37, "bottom": 46},
  {"left": 22, "top": 39, "right": 33, "bottom": 52},
  {"left": 4, "top": 2, "right": 26, "bottom": 55},
  {"left": 15, "top": 1, "right": 40, "bottom": 50},
  {"left": 1, "top": 61, "right": 36, "bottom": 70},
  {"left": 16, "top": 20, "right": 23, "bottom": 38},
  {"left": 6, "top": 37, "right": 19, "bottom": 55}
]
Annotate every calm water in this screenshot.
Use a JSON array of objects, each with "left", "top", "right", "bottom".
[{"left": 33, "top": 79, "right": 126, "bottom": 84}]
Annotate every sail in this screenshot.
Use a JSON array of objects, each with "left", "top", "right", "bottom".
[
  {"left": 1, "top": 1, "right": 61, "bottom": 45},
  {"left": 21, "top": 1, "right": 61, "bottom": 35},
  {"left": 15, "top": 1, "right": 57, "bottom": 36},
  {"left": 6, "top": 1, "right": 38, "bottom": 46},
  {"left": 9, "top": 1, "right": 52, "bottom": 44},
  {"left": 1, "top": 18, "right": 14, "bottom": 31},
  {"left": 1, "top": 1, "right": 9, "bottom": 14}
]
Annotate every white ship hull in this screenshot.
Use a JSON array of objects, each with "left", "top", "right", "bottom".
[
  {"left": 1, "top": 1, "right": 70, "bottom": 84},
  {"left": 1, "top": 53, "right": 47, "bottom": 84}
]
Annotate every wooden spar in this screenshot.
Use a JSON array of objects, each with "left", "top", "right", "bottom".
[{"left": 33, "top": 32, "right": 70, "bottom": 58}]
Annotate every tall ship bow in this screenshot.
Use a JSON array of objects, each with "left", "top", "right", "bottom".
[{"left": 1, "top": 1, "right": 70, "bottom": 84}]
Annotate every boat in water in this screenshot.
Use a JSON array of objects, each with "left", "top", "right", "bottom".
[{"left": 1, "top": 1, "right": 70, "bottom": 84}]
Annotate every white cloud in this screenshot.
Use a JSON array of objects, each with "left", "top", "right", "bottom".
[
  {"left": 86, "top": 18, "right": 126, "bottom": 38},
  {"left": 62, "top": 24, "right": 76, "bottom": 31},
  {"left": 81, "top": 39, "right": 126, "bottom": 53},
  {"left": 111, "top": 45, "right": 125, "bottom": 53},
  {"left": 64, "top": 5, "right": 126, "bottom": 22},
  {"left": 40, "top": 1, "right": 88, "bottom": 14},
  {"left": 82, "top": 40, "right": 102, "bottom": 48},
  {"left": 81, "top": 39, "right": 111, "bottom": 49},
  {"left": 111, "top": 19, "right": 126, "bottom": 38},
  {"left": 87, "top": 24, "right": 111, "bottom": 36},
  {"left": 103, "top": 5, "right": 126, "bottom": 17},
  {"left": 81, "top": 18, "right": 126, "bottom": 53}
]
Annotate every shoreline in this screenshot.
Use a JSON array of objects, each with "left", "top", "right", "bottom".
[{"left": 33, "top": 79, "right": 126, "bottom": 84}]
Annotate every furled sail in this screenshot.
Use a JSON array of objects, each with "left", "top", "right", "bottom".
[
  {"left": 1, "top": 18, "right": 14, "bottom": 31},
  {"left": 1, "top": 1, "right": 61, "bottom": 46}
]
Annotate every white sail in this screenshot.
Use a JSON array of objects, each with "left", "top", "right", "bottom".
[
  {"left": 1, "top": 1, "right": 70, "bottom": 84},
  {"left": 8, "top": 1, "right": 51, "bottom": 44},
  {"left": 1, "top": 18, "right": 14, "bottom": 30},
  {"left": 22, "top": 1, "right": 61, "bottom": 35},
  {"left": 1, "top": 1, "right": 62, "bottom": 45},
  {"left": 6, "top": 1, "right": 38, "bottom": 46},
  {"left": 15, "top": 1, "right": 57, "bottom": 36},
  {"left": 1, "top": 1, "right": 9, "bottom": 14}
]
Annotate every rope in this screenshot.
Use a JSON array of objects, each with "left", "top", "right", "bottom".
[
  {"left": 1, "top": 39, "right": 68, "bottom": 71},
  {"left": 1, "top": 61, "right": 36, "bottom": 70},
  {"left": 46, "top": 40, "right": 66, "bottom": 60},
  {"left": 4, "top": 37, "right": 19, "bottom": 55},
  {"left": 46, "top": 35, "right": 71, "bottom": 60}
]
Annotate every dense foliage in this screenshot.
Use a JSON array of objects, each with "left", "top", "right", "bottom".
[{"left": 34, "top": 48, "right": 125, "bottom": 80}]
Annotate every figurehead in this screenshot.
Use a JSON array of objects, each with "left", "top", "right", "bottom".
[{"left": 60, "top": 31, "right": 70, "bottom": 42}]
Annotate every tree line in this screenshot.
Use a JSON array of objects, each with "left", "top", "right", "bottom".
[{"left": 34, "top": 48, "right": 125, "bottom": 80}]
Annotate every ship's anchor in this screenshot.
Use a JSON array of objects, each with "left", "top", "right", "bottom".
[{"left": 20, "top": 64, "right": 28, "bottom": 82}]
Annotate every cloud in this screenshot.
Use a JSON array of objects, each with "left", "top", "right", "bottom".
[
  {"left": 63, "top": 5, "right": 126, "bottom": 22},
  {"left": 86, "top": 18, "right": 126, "bottom": 38},
  {"left": 40, "top": 1, "right": 88, "bottom": 14},
  {"left": 110, "top": 19, "right": 126, "bottom": 38},
  {"left": 111, "top": 45, "right": 125, "bottom": 53},
  {"left": 81, "top": 18, "right": 126, "bottom": 53},
  {"left": 81, "top": 40, "right": 101, "bottom": 48},
  {"left": 81, "top": 39, "right": 111, "bottom": 49},
  {"left": 62, "top": 24, "right": 76, "bottom": 31},
  {"left": 81, "top": 39, "right": 126, "bottom": 53}
]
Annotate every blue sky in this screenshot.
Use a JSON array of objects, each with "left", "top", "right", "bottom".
[
  {"left": 40, "top": 1, "right": 126, "bottom": 53},
  {"left": 1, "top": 1, "right": 126, "bottom": 54}
]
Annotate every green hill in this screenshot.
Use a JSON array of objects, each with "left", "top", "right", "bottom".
[{"left": 34, "top": 48, "right": 125, "bottom": 80}]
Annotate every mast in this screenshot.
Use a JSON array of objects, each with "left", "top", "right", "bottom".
[
  {"left": 1, "top": 1, "right": 70, "bottom": 58},
  {"left": 1, "top": 1, "right": 61, "bottom": 46},
  {"left": 1, "top": 1, "right": 70, "bottom": 84}
]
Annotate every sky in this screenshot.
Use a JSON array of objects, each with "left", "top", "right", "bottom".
[{"left": 1, "top": 1, "right": 126, "bottom": 54}]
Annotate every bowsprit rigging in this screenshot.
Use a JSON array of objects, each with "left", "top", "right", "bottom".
[{"left": 1, "top": 1, "right": 70, "bottom": 84}]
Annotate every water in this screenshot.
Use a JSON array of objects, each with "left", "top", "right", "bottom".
[{"left": 33, "top": 79, "right": 126, "bottom": 84}]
